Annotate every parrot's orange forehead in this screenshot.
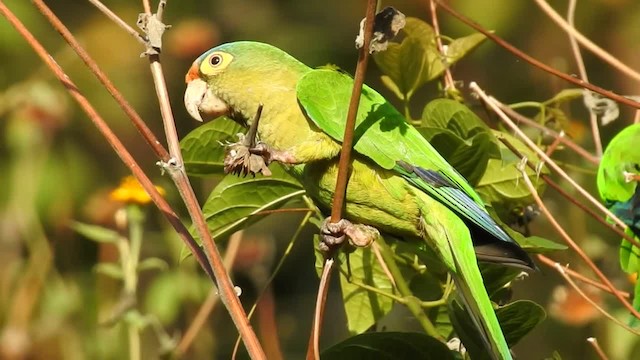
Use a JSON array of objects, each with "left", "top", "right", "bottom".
[{"left": 185, "top": 63, "right": 200, "bottom": 83}]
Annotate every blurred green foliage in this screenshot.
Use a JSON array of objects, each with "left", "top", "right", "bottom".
[{"left": 1, "top": 1, "right": 640, "bottom": 359}]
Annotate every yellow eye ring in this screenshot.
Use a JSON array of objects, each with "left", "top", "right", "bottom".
[{"left": 200, "top": 51, "right": 233, "bottom": 75}]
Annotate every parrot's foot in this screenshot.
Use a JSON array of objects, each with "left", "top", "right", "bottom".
[
  {"left": 224, "top": 136, "right": 272, "bottom": 177},
  {"left": 319, "top": 218, "right": 379, "bottom": 253},
  {"left": 224, "top": 137, "right": 297, "bottom": 176},
  {"left": 623, "top": 171, "right": 640, "bottom": 183}
]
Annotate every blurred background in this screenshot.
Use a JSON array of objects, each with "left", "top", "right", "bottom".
[{"left": 1, "top": 0, "right": 639, "bottom": 359}]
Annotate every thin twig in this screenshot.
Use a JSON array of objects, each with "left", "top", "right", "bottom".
[
  {"left": 307, "top": 1, "right": 377, "bottom": 358},
  {"left": 329, "top": 0, "right": 377, "bottom": 223},
  {"left": 174, "top": 231, "right": 243, "bottom": 358},
  {"left": 553, "top": 263, "right": 640, "bottom": 336},
  {"left": 565, "top": 0, "right": 602, "bottom": 156},
  {"left": 86, "top": 0, "right": 146, "bottom": 45},
  {"left": 310, "top": 259, "right": 334, "bottom": 360},
  {"left": 436, "top": 1, "right": 640, "bottom": 110},
  {"left": 135, "top": 2, "right": 265, "bottom": 357},
  {"left": 533, "top": 0, "right": 640, "bottom": 84},
  {"left": 33, "top": 0, "right": 170, "bottom": 161},
  {"left": 0, "top": 1, "right": 213, "bottom": 282},
  {"left": 428, "top": 0, "right": 456, "bottom": 93},
  {"left": 537, "top": 255, "right": 629, "bottom": 298},
  {"left": 498, "top": 103, "right": 599, "bottom": 165},
  {"left": 586, "top": 337, "right": 610, "bottom": 360},
  {"left": 514, "top": 158, "right": 640, "bottom": 320}
]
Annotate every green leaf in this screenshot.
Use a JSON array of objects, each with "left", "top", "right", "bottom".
[
  {"left": 450, "top": 299, "right": 545, "bottom": 360},
  {"left": 374, "top": 18, "right": 486, "bottom": 100},
  {"left": 479, "top": 264, "right": 522, "bottom": 301},
  {"left": 373, "top": 18, "right": 438, "bottom": 100},
  {"left": 321, "top": 332, "right": 454, "bottom": 360},
  {"left": 137, "top": 257, "right": 169, "bottom": 272},
  {"left": 421, "top": 99, "right": 501, "bottom": 185},
  {"left": 94, "top": 263, "right": 124, "bottom": 280},
  {"left": 496, "top": 300, "right": 546, "bottom": 346},
  {"left": 476, "top": 131, "right": 548, "bottom": 209},
  {"left": 202, "top": 164, "right": 304, "bottom": 240},
  {"left": 180, "top": 116, "right": 244, "bottom": 176},
  {"left": 72, "top": 221, "right": 120, "bottom": 244},
  {"left": 336, "top": 245, "right": 395, "bottom": 335},
  {"left": 513, "top": 234, "right": 567, "bottom": 253}
]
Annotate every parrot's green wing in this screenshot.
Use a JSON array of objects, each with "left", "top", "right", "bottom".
[
  {"left": 297, "top": 68, "right": 522, "bottom": 359},
  {"left": 296, "top": 69, "right": 532, "bottom": 269},
  {"left": 597, "top": 123, "right": 640, "bottom": 327}
]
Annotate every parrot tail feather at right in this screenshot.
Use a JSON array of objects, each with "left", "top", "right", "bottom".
[{"left": 417, "top": 196, "right": 512, "bottom": 360}]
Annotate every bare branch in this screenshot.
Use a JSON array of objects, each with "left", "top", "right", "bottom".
[
  {"left": 436, "top": 1, "right": 640, "bottom": 110},
  {"left": 565, "top": 0, "right": 602, "bottom": 156},
  {"left": 0, "top": 1, "right": 213, "bottom": 282},
  {"left": 533, "top": 0, "right": 640, "bottom": 84}
]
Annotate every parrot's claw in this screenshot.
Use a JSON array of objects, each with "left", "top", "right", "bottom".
[
  {"left": 223, "top": 138, "right": 272, "bottom": 177},
  {"left": 319, "top": 218, "right": 379, "bottom": 253}
]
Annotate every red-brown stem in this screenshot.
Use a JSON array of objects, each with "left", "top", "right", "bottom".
[
  {"left": 537, "top": 255, "right": 629, "bottom": 298},
  {"left": 428, "top": 0, "right": 456, "bottom": 92},
  {"left": 329, "top": 0, "right": 377, "bottom": 223},
  {"left": 0, "top": 1, "right": 213, "bottom": 282},
  {"left": 498, "top": 103, "right": 599, "bottom": 165},
  {"left": 587, "top": 338, "right": 610, "bottom": 360},
  {"left": 138, "top": 2, "right": 266, "bottom": 358},
  {"left": 435, "top": 0, "right": 640, "bottom": 110},
  {"left": 308, "top": 0, "right": 377, "bottom": 358},
  {"left": 307, "top": 259, "right": 335, "bottom": 360},
  {"left": 32, "top": 0, "right": 170, "bottom": 161}
]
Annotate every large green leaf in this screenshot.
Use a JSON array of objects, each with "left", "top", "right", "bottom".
[
  {"left": 202, "top": 165, "right": 304, "bottom": 240},
  {"left": 180, "top": 117, "right": 244, "bottom": 176},
  {"left": 374, "top": 17, "right": 486, "bottom": 101},
  {"left": 321, "top": 332, "right": 454, "bottom": 360},
  {"left": 420, "top": 99, "right": 501, "bottom": 185}
]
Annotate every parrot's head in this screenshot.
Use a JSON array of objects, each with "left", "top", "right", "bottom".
[
  {"left": 184, "top": 41, "right": 308, "bottom": 124},
  {"left": 597, "top": 123, "right": 640, "bottom": 202}
]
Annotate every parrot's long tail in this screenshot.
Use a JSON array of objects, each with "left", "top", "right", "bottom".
[
  {"left": 417, "top": 194, "right": 512, "bottom": 360},
  {"left": 451, "top": 256, "right": 512, "bottom": 360}
]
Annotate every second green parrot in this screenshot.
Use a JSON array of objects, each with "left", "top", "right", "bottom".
[
  {"left": 597, "top": 123, "right": 640, "bottom": 326},
  {"left": 184, "top": 41, "right": 535, "bottom": 359}
]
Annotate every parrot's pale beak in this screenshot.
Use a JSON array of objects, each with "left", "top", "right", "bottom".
[{"left": 184, "top": 64, "right": 229, "bottom": 122}]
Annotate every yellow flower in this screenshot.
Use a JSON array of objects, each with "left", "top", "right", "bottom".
[{"left": 109, "top": 176, "right": 165, "bottom": 205}]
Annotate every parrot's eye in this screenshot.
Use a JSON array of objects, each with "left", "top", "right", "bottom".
[
  {"left": 210, "top": 55, "right": 222, "bottom": 67},
  {"left": 199, "top": 51, "right": 233, "bottom": 76}
]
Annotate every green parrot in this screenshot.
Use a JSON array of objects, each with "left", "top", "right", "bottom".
[
  {"left": 184, "top": 41, "right": 535, "bottom": 359},
  {"left": 597, "top": 123, "right": 640, "bottom": 326}
]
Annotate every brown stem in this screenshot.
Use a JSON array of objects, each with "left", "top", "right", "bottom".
[
  {"left": 137, "top": 3, "right": 266, "bottom": 358},
  {"left": 307, "top": 259, "right": 335, "bottom": 360},
  {"left": 537, "top": 255, "right": 629, "bottom": 298},
  {"left": 86, "top": 0, "right": 146, "bottom": 45},
  {"left": 428, "top": 0, "right": 456, "bottom": 93},
  {"left": 329, "top": 0, "right": 377, "bottom": 224},
  {"left": 587, "top": 338, "right": 610, "bottom": 360},
  {"left": 306, "top": 1, "right": 377, "bottom": 358},
  {"left": 435, "top": 0, "right": 640, "bottom": 110},
  {"left": 0, "top": 1, "right": 213, "bottom": 282},
  {"left": 498, "top": 103, "right": 599, "bottom": 165}
]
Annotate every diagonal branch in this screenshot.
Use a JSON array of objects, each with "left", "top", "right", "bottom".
[
  {"left": 436, "top": 0, "right": 640, "bottom": 110},
  {"left": 0, "top": 1, "right": 212, "bottom": 283}
]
